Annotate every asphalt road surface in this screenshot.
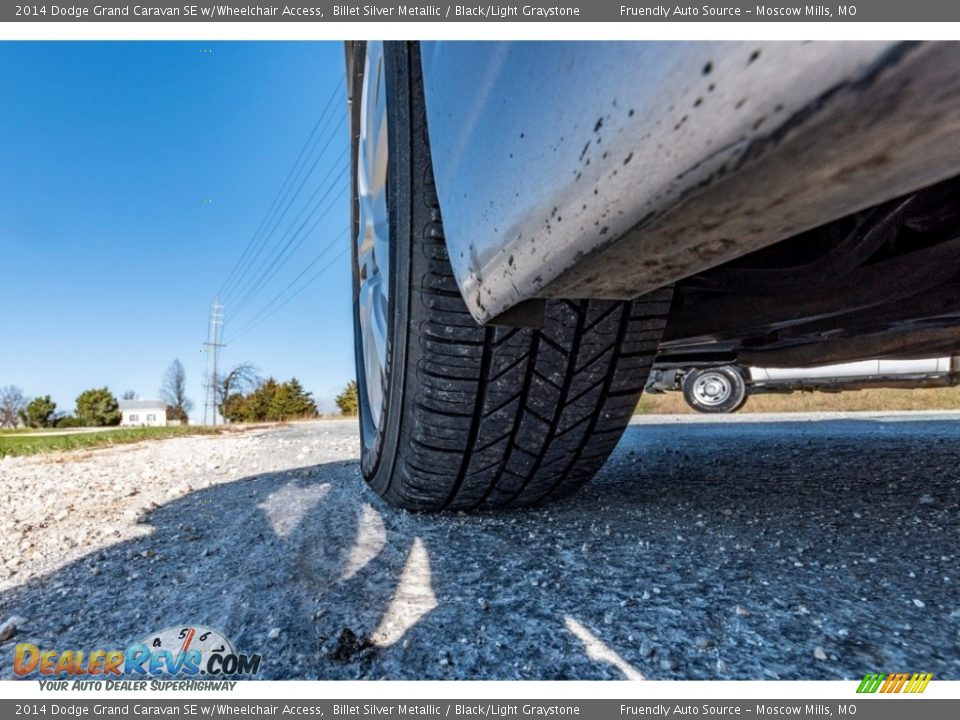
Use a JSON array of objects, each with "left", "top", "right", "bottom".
[{"left": 1, "top": 412, "right": 958, "bottom": 680}]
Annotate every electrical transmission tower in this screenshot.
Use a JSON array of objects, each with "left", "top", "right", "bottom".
[{"left": 202, "top": 298, "right": 226, "bottom": 425}]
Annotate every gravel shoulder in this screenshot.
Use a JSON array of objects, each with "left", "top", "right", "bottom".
[{"left": 1, "top": 414, "right": 958, "bottom": 680}]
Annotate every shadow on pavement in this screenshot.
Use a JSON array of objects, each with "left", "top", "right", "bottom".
[{"left": 1, "top": 418, "right": 958, "bottom": 680}]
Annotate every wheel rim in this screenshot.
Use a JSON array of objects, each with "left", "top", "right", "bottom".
[
  {"left": 691, "top": 371, "right": 733, "bottom": 407},
  {"left": 356, "top": 41, "right": 390, "bottom": 439}
]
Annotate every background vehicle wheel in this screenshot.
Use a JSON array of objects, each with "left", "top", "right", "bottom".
[
  {"left": 682, "top": 366, "right": 748, "bottom": 414},
  {"left": 350, "top": 41, "right": 673, "bottom": 510}
]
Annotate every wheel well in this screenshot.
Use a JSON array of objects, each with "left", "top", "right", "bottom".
[{"left": 661, "top": 174, "right": 960, "bottom": 368}]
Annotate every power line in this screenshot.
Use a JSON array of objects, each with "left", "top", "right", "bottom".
[
  {"left": 219, "top": 79, "right": 344, "bottom": 303},
  {"left": 221, "top": 107, "right": 346, "bottom": 308},
  {"left": 222, "top": 111, "right": 348, "bottom": 309},
  {"left": 227, "top": 155, "right": 349, "bottom": 321},
  {"left": 226, "top": 246, "right": 349, "bottom": 344},
  {"left": 219, "top": 77, "right": 345, "bottom": 304},
  {"left": 226, "top": 227, "right": 348, "bottom": 338},
  {"left": 228, "top": 167, "right": 348, "bottom": 322},
  {"left": 211, "top": 74, "right": 351, "bottom": 360}
]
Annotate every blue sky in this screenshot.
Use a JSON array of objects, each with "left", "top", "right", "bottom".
[{"left": 0, "top": 41, "right": 354, "bottom": 419}]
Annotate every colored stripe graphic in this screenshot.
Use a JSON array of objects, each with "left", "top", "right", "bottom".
[
  {"left": 906, "top": 673, "right": 933, "bottom": 693},
  {"left": 857, "top": 672, "right": 932, "bottom": 693}
]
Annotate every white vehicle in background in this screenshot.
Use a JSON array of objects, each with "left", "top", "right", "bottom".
[{"left": 646, "top": 357, "right": 960, "bottom": 413}]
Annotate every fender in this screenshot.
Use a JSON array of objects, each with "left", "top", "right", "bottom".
[{"left": 419, "top": 41, "right": 960, "bottom": 324}]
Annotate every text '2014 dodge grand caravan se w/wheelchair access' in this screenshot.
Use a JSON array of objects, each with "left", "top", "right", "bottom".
[{"left": 347, "top": 41, "right": 960, "bottom": 510}]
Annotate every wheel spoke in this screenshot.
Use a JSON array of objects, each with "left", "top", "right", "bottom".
[
  {"left": 692, "top": 371, "right": 732, "bottom": 406},
  {"left": 356, "top": 42, "right": 390, "bottom": 438}
]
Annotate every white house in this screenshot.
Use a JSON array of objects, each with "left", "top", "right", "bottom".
[{"left": 118, "top": 400, "right": 168, "bottom": 427}]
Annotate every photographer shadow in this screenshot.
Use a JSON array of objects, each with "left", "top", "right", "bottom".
[{"left": 1, "top": 416, "right": 957, "bottom": 680}]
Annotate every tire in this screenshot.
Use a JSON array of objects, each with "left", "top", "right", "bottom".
[
  {"left": 350, "top": 41, "right": 673, "bottom": 510},
  {"left": 682, "top": 366, "right": 748, "bottom": 414}
]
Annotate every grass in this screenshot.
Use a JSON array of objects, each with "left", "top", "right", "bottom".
[
  {"left": 0, "top": 425, "right": 229, "bottom": 458},
  {"left": 3, "top": 388, "right": 954, "bottom": 456},
  {"left": 636, "top": 385, "right": 960, "bottom": 414}
]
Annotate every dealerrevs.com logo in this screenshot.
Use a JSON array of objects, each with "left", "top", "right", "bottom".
[{"left": 13, "top": 626, "right": 261, "bottom": 679}]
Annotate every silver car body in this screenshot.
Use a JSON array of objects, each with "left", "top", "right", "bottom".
[{"left": 419, "top": 41, "right": 960, "bottom": 324}]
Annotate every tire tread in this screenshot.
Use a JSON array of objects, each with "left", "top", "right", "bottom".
[{"left": 368, "top": 42, "right": 673, "bottom": 510}]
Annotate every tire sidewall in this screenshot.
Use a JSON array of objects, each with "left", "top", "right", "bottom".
[{"left": 351, "top": 41, "right": 414, "bottom": 492}]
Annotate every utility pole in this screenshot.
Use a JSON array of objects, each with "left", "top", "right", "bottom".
[{"left": 202, "top": 298, "right": 226, "bottom": 425}]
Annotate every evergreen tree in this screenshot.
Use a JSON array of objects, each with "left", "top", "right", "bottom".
[
  {"left": 335, "top": 380, "right": 359, "bottom": 415},
  {"left": 75, "top": 387, "right": 121, "bottom": 427},
  {"left": 21, "top": 395, "right": 57, "bottom": 428}
]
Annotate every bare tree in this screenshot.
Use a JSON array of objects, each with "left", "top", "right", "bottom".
[
  {"left": 122, "top": 390, "right": 136, "bottom": 400},
  {"left": 159, "top": 359, "right": 193, "bottom": 424},
  {"left": 0, "top": 385, "right": 28, "bottom": 428},
  {"left": 216, "top": 363, "right": 260, "bottom": 420}
]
